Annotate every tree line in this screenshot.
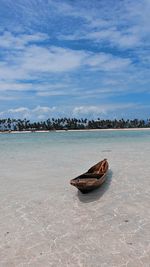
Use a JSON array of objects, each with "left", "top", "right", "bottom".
[{"left": 0, "top": 118, "right": 150, "bottom": 131}]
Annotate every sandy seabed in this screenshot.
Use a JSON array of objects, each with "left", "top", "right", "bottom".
[{"left": 0, "top": 133, "right": 150, "bottom": 267}]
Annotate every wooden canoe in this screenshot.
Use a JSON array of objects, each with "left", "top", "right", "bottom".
[{"left": 70, "top": 159, "right": 109, "bottom": 194}]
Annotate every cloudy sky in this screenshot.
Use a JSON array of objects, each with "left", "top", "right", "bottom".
[{"left": 0, "top": 0, "right": 150, "bottom": 120}]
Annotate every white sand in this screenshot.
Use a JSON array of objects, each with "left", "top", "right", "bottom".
[{"left": 0, "top": 134, "right": 150, "bottom": 266}]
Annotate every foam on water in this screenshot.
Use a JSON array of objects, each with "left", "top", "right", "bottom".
[{"left": 0, "top": 130, "right": 150, "bottom": 266}]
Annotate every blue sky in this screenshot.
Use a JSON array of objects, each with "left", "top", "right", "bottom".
[{"left": 0, "top": 0, "right": 150, "bottom": 120}]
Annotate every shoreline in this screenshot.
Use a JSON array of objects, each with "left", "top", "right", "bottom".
[{"left": 1, "top": 127, "right": 150, "bottom": 134}]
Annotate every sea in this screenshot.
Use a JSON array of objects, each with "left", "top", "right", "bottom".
[{"left": 0, "top": 129, "right": 150, "bottom": 266}]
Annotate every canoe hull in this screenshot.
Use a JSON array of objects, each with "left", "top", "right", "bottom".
[
  {"left": 78, "top": 177, "right": 106, "bottom": 193},
  {"left": 70, "top": 159, "right": 108, "bottom": 194}
]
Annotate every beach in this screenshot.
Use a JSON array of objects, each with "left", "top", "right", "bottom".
[
  {"left": 1, "top": 127, "right": 150, "bottom": 135},
  {"left": 0, "top": 130, "right": 150, "bottom": 266}
]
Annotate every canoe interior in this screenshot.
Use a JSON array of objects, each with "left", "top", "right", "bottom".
[{"left": 74, "top": 173, "right": 104, "bottom": 180}]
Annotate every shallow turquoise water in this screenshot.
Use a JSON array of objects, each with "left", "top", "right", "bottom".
[
  {"left": 1, "top": 129, "right": 150, "bottom": 149},
  {"left": 1, "top": 129, "right": 150, "bottom": 167}
]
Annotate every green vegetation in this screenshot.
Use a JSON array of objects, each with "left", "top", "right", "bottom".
[{"left": 0, "top": 118, "right": 150, "bottom": 132}]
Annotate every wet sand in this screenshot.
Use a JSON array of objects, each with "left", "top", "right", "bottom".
[{"left": 0, "top": 134, "right": 150, "bottom": 267}]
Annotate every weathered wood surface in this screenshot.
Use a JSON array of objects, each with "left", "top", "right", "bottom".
[{"left": 70, "top": 159, "right": 109, "bottom": 193}]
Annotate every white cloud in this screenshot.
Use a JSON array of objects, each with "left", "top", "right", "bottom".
[
  {"left": 33, "top": 106, "right": 56, "bottom": 113},
  {"left": 0, "top": 43, "right": 87, "bottom": 84},
  {"left": 0, "top": 32, "right": 48, "bottom": 49},
  {"left": 37, "top": 91, "right": 68, "bottom": 96},
  {"left": 8, "top": 107, "right": 29, "bottom": 113},
  {"left": 56, "top": 0, "right": 150, "bottom": 50},
  {"left": 1, "top": 103, "right": 149, "bottom": 120},
  {"left": 86, "top": 53, "right": 131, "bottom": 71},
  {"left": 0, "top": 35, "right": 132, "bottom": 86},
  {"left": 21, "top": 46, "right": 87, "bottom": 73},
  {"left": 73, "top": 103, "right": 137, "bottom": 116},
  {"left": 0, "top": 106, "right": 56, "bottom": 120},
  {"left": 0, "top": 36, "right": 132, "bottom": 99},
  {"left": 5, "top": 107, "right": 30, "bottom": 119},
  {"left": 87, "top": 28, "right": 140, "bottom": 49},
  {"left": 0, "top": 79, "right": 71, "bottom": 94},
  {"left": 0, "top": 96, "right": 16, "bottom": 100},
  {"left": 0, "top": 82, "right": 33, "bottom": 91},
  {"left": 1, "top": 0, "right": 150, "bottom": 51}
]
